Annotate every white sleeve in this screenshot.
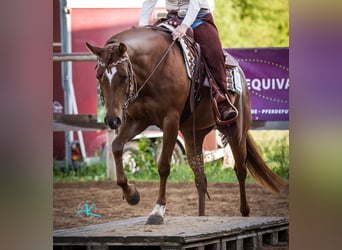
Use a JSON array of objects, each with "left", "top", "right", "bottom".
[
  {"left": 182, "top": 0, "right": 202, "bottom": 28},
  {"left": 139, "top": 0, "right": 158, "bottom": 26}
]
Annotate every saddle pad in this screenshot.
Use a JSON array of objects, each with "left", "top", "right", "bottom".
[
  {"left": 158, "top": 22, "right": 195, "bottom": 78},
  {"left": 203, "top": 66, "right": 242, "bottom": 95}
]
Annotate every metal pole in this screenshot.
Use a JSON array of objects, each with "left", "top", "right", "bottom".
[
  {"left": 60, "top": 0, "right": 73, "bottom": 167},
  {"left": 60, "top": 0, "right": 87, "bottom": 167}
]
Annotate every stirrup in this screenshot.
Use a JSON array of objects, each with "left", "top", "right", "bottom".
[
  {"left": 222, "top": 109, "right": 237, "bottom": 121},
  {"left": 223, "top": 93, "right": 238, "bottom": 121}
]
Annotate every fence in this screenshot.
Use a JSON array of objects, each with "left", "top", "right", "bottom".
[{"left": 53, "top": 51, "right": 288, "bottom": 179}]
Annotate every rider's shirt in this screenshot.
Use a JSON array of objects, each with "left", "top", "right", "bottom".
[{"left": 139, "top": 0, "right": 211, "bottom": 28}]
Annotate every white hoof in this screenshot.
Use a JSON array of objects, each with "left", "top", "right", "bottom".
[
  {"left": 149, "top": 204, "right": 166, "bottom": 217},
  {"left": 147, "top": 204, "right": 166, "bottom": 225}
]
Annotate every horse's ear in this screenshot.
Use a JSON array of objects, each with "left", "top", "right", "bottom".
[
  {"left": 86, "top": 42, "right": 102, "bottom": 57},
  {"left": 118, "top": 43, "right": 127, "bottom": 56}
]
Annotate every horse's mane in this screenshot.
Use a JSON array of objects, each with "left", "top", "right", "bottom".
[{"left": 105, "top": 26, "right": 171, "bottom": 56}]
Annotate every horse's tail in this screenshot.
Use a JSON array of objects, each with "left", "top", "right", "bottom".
[{"left": 245, "top": 132, "right": 285, "bottom": 193}]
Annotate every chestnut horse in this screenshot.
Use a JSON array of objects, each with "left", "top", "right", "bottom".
[{"left": 86, "top": 26, "right": 284, "bottom": 224}]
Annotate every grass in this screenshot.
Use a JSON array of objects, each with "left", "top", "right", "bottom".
[
  {"left": 54, "top": 131, "right": 289, "bottom": 182},
  {"left": 250, "top": 130, "right": 289, "bottom": 180},
  {"left": 53, "top": 161, "right": 107, "bottom": 182}
]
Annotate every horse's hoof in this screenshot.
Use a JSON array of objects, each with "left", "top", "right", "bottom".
[
  {"left": 126, "top": 187, "right": 140, "bottom": 205},
  {"left": 146, "top": 214, "right": 164, "bottom": 225}
]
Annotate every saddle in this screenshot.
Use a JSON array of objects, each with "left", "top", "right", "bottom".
[{"left": 152, "top": 17, "right": 241, "bottom": 125}]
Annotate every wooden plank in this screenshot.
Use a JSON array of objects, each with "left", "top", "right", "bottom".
[
  {"left": 53, "top": 114, "right": 106, "bottom": 131},
  {"left": 181, "top": 239, "right": 221, "bottom": 250},
  {"left": 53, "top": 114, "right": 288, "bottom": 132},
  {"left": 53, "top": 52, "right": 97, "bottom": 62},
  {"left": 54, "top": 216, "right": 288, "bottom": 249}
]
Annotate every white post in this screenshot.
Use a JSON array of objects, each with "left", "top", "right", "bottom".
[{"left": 106, "top": 130, "right": 116, "bottom": 180}]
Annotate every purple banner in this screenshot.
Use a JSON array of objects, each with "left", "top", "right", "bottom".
[{"left": 225, "top": 48, "right": 289, "bottom": 121}]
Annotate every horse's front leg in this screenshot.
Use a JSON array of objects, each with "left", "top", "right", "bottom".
[
  {"left": 112, "top": 136, "right": 140, "bottom": 205},
  {"left": 147, "top": 118, "right": 179, "bottom": 225},
  {"left": 112, "top": 122, "right": 147, "bottom": 206}
]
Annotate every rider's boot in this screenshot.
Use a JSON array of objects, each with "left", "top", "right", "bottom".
[{"left": 214, "top": 87, "right": 237, "bottom": 121}]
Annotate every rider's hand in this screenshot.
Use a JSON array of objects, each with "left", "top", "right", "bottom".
[{"left": 172, "top": 23, "right": 189, "bottom": 40}]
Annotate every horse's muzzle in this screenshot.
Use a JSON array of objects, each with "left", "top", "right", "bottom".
[{"left": 104, "top": 115, "right": 121, "bottom": 129}]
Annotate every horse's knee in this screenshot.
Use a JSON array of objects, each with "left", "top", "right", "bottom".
[
  {"left": 111, "top": 140, "right": 123, "bottom": 157},
  {"left": 158, "top": 161, "right": 170, "bottom": 177},
  {"left": 111, "top": 140, "right": 127, "bottom": 186}
]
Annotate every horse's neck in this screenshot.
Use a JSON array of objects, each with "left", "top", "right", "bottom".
[
  {"left": 122, "top": 29, "right": 172, "bottom": 87},
  {"left": 120, "top": 27, "right": 170, "bottom": 55}
]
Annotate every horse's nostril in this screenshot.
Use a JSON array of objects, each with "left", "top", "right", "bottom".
[
  {"left": 104, "top": 115, "right": 121, "bottom": 129},
  {"left": 114, "top": 117, "right": 121, "bottom": 127}
]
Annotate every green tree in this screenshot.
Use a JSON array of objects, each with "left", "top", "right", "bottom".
[{"left": 214, "top": 0, "right": 289, "bottom": 48}]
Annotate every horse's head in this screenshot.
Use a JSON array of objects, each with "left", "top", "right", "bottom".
[{"left": 86, "top": 41, "right": 132, "bottom": 130}]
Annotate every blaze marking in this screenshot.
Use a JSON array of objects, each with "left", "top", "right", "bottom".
[{"left": 105, "top": 67, "right": 117, "bottom": 86}]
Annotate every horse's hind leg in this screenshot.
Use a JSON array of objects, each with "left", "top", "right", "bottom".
[
  {"left": 182, "top": 128, "right": 212, "bottom": 216},
  {"left": 229, "top": 136, "right": 250, "bottom": 216}
]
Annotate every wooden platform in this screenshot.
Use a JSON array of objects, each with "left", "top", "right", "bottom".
[{"left": 53, "top": 216, "right": 289, "bottom": 250}]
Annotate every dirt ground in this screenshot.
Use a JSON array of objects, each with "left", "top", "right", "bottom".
[{"left": 53, "top": 180, "right": 289, "bottom": 249}]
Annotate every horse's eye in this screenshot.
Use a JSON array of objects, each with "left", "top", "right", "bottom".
[{"left": 120, "top": 75, "right": 128, "bottom": 82}]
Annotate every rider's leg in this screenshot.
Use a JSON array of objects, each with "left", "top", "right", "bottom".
[{"left": 193, "top": 13, "right": 237, "bottom": 121}]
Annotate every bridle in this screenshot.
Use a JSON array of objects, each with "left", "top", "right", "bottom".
[
  {"left": 96, "top": 53, "right": 137, "bottom": 111},
  {"left": 96, "top": 40, "right": 176, "bottom": 111}
]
